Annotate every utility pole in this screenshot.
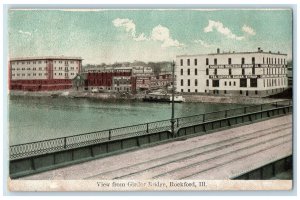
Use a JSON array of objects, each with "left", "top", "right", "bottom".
[{"left": 171, "top": 60, "right": 176, "bottom": 136}]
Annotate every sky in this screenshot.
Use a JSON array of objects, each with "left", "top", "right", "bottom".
[{"left": 8, "top": 9, "right": 293, "bottom": 65}]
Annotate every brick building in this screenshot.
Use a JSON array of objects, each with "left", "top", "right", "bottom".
[{"left": 9, "top": 56, "right": 82, "bottom": 91}]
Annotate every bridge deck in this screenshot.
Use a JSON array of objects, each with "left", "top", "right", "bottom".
[{"left": 21, "top": 115, "right": 292, "bottom": 180}]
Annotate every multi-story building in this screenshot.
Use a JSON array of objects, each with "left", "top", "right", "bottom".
[
  {"left": 176, "top": 48, "right": 288, "bottom": 96},
  {"left": 85, "top": 68, "right": 137, "bottom": 93},
  {"left": 9, "top": 56, "right": 83, "bottom": 91}
]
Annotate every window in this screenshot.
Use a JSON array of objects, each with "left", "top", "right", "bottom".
[
  {"left": 229, "top": 68, "right": 232, "bottom": 75},
  {"left": 240, "top": 78, "right": 247, "bottom": 87},
  {"left": 181, "top": 79, "right": 183, "bottom": 86},
  {"left": 225, "top": 81, "right": 227, "bottom": 86},
  {"left": 229, "top": 81, "right": 231, "bottom": 86},
  {"left": 194, "top": 59, "right": 197, "bottom": 66},
  {"left": 187, "top": 59, "right": 190, "bottom": 66},
  {"left": 206, "top": 58, "right": 209, "bottom": 65},
  {"left": 214, "top": 58, "right": 217, "bottom": 65},
  {"left": 263, "top": 57, "right": 265, "bottom": 64},
  {"left": 234, "top": 81, "right": 236, "bottom": 86},
  {"left": 195, "top": 89, "right": 198, "bottom": 93},
  {"left": 228, "top": 58, "right": 232, "bottom": 65},
  {"left": 242, "top": 68, "right": 245, "bottom": 75},
  {"left": 252, "top": 57, "right": 255, "bottom": 64},
  {"left": 206, "top": 68, "right": 209, "bottom": 75},
  {"left": 214, "top": 69, "right": 217, "bottom": 75},
  {"left": 180, "top": 69, "right": 183, "bottom": 75},
  {"left": 181, "top": 89, "right": 184, "bottom": 92},
  {"left": 252, "top": 67, "right": 255, "bottom": 74},
  {"left": 195, "top": 69, "right": 197, "bottom": 75},
  {"left": 188, "top": 79, "right": 190, "bottom": 86},
  {"left": 195, "top": 79, "right": 198, "bottom": 86},
  {"left": 206, "top": 80, "right": 209, "bottom": 86},
  {"left": 187, "top": 69, "right": 190, "bottom": 75},
  {"left": 180, "top": 59, "right": 183, "bottom": 66},
  {"left": 212, "top": 80, "right": 219, "bottom": 87},
  {"left": 242, "top": 57, "right": 245, "bottom": 64}
]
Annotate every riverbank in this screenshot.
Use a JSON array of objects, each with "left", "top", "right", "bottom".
[{"left": 9, "top": 90, "right": 289, "bottom": 105}]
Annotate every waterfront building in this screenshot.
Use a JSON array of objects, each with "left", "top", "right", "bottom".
[
  {"left": 9, "top": 56, "right": 83, "bottom": 91},
  {"left": 150, "top": 74, "right": 172, "bottom": 90},
  {"left": 176, "top": 48, "right": 288, "bottom": 96},
  {"left": 86, "top": 68, "right": 137, "bottom": 93}
]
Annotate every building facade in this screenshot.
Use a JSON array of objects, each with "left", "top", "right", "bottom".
[
  {"left": 9, "top": 56, "right": 83, "bottom": 91},
  {"left": 176, "top": 48, "right": 288, "bottom": 97},
  {"left": 86, "top": 68, "right": 137, "bottom": 93}
]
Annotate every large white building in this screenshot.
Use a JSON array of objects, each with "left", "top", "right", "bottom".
[
  {"left": 176, "top": 48, "right": 288, "bottom": 97},
  {"left": 9, "top": 56, "right": 83, "bottom": 91}
]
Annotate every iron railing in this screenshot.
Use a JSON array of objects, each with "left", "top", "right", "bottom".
[{"left": 9, "top": 99, "right": 292, "bottom": 160}]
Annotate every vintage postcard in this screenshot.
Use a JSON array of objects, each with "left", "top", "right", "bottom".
[{"left": 6, "top": 7, "right": 293, "bottom": 192}]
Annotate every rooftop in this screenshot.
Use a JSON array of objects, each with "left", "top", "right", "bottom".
[
  {"left": 10, "top": 56, "right": 83, "bottom": 61},
  {"left": 177, "top": 48, "right": 287, "bottom": 58}
]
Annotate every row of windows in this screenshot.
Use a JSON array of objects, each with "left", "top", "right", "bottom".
[
  {"left": 12, "top": 60, "right": 77, "bottom": 65},
  {"left": 180, "top": 79, "right": 198, "bottom": 86},
  {"left": 90, "top": 87, "right": 131, "bottom": 91},
  {"left": 12, "top": 72, "right": 75, "bottom": 77},
  {"left": 55, "top": 67, "right": 77, "bottom": 70},
  {"left": 11, "top": 67, "right": 78, "bottom": 71},
  {"left": 54, "top": 73, "right": 75, "bottom": 76},
  {"left": 263, "top": 57, "right": 286, "bottom": 65},
  {"left": 12, "top": 67, "right": 46, "bottom": 71},
  {"left": 180, "top": 68, "right": 198, "bottom": 75},
  {"left": 212, "top": 79, "right": 257, "bottom": 88},
  {"left": 264, "top": 78, "right": 287, "bottom": 87},
  {"left": 180, "top": 89, "right": 267, "bottom": 95},
  {"left": 12, "top": 73, "right": 47, "bottom": 77},
  {"left": 180, "top": 57, "right": 286, "bottom": 66}
]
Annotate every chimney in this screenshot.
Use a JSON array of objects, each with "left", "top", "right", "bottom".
[
  {"left": 258, "top": 47, "right": 261, "bottom": 52},
  {"left": 217, "top": 48, "right": 220, "bottom": 54}
]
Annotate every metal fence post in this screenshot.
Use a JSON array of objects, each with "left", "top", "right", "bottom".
[
  {"left": 109, "top": 130, "right": 111, "bottom": 140},
  {"left": 146, "top": 123, "right": 149, "bottom": 133},
  {"left": 64, "top": 137, "right": 67, "bottom": 149},
  {"left": 177, "top": 118, "right": 179, "bottom": 127},
  {"left": 203, "top": 114, "right": 205, "bottom": 122}
]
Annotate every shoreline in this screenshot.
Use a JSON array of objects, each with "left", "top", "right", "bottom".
[{"left": 8, "top": 90, "right": 290, "bottom": 105}]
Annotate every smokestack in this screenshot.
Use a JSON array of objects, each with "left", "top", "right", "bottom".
[{"left": 217, "top": 48, "right": 220, "bottom": 54}]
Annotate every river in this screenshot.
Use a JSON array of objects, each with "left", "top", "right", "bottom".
[{"left": 9, "top": 96, "right": 247, "bottom": 145}]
